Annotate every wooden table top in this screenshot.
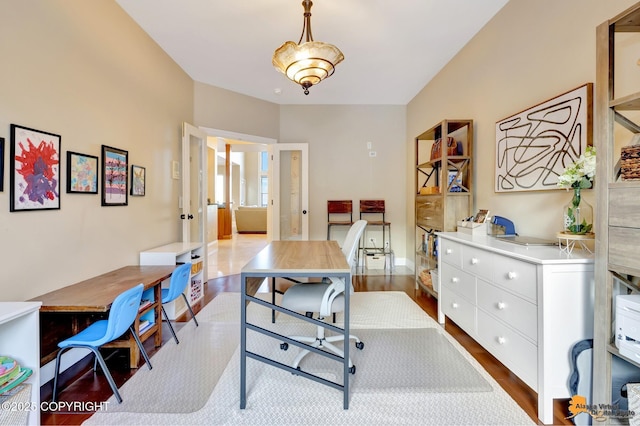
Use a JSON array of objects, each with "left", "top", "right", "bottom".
[
  {"left": 241, "top": 240, "right": 350, "bottom": 275},
  {"left": 30, "top": 265, "right": 176, "bottom": 312}
]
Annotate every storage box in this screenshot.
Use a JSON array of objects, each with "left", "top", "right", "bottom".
[
  {"left": 365, "top": 252, "right": 386, "bottom": 269},
  {"left": 419, "top": 186, "right": 439, "bottom": 195},
  {"left": 621, "top": 143, "right": 640, "bottom": 180},
  {"left": 457, "top": 221, "right": 486, "bottom": 235}
]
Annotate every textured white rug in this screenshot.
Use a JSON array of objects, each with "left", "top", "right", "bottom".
[{"left": 84, "top": 291, "right": 536, "bottom": 425}]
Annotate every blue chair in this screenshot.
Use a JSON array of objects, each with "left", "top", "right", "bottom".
[
  {"left": 162, "top": 262, "right": 199, "bottom": 344},
  {"left": 52, "top": 283, "right": 152, "bottom": 404}
]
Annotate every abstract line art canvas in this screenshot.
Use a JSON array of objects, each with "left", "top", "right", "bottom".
[
  {"left": 10, "top": 124, "right": 61, "bottom": 211},
  {"left": 495, "top": 83, "right": 593, "bottom": 192}
]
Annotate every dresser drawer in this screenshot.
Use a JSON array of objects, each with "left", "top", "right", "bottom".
[
  {"left": 477, "top": 310, "right": 538, "bottom": 391},
  {"left": 492, "top": 254, "right": 537, "bottom": 302},
  {"left": 477, "top": 278, "right": 537, "bottom": 342},
  {"left": 462, "top": 245, "right": 493, "bottom": 281},
  {"left": 440, "top": 262, "right": 476, "bottom": 304},
  {"left": 439, "top": 238, "right": 462, "bottom": 268},
  {"left": 416, "top": 196, "right": 443, "bottom": 229},
  {"left": 441, "top": 286, "right": 476, "bottom": 334}
]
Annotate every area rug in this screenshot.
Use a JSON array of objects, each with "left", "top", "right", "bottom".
[
  {"left": 289, "top": 328, "right": 493, "bottom": 393},
  {"left": 84, "top": 291, "right": 535, "bottom": 425}
]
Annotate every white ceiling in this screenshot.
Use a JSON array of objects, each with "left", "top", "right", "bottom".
[{"left": 116, "top": 0, "right": 509, "bottom": 105}]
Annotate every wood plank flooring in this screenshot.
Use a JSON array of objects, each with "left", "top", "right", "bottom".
[{"left": 39, "top": 272, "right": 573, "bottom": 425}]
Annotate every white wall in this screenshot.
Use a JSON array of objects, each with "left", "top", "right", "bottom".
[
  {"left": 0, "top": 1, "right": 194, "bottom": 301},
  {"left": 280, "top": 105, "right": 407, "bottom": 259},
  {"left": 405, "top": 0, "right": 639, "bottom": 261}
]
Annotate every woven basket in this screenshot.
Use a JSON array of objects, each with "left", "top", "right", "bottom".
[{"left": 621, "top": 144, "right": 640, "bottom": 180}]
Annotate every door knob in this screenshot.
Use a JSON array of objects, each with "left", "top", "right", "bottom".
[{"left": 302, "top": 210, "right": 307, "bottom": 214}]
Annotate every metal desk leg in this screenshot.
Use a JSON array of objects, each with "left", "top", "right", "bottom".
[
  {"left": 271, "top": 277, "right": 276, "bottom": 323},
  {"left": 343, "top": 271, "right": 350, "bottom": 409},
  {"left": 240, "top": 273, "right": 247, "bottom": 409}
]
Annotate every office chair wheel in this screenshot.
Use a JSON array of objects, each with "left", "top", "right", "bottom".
[
  {"left": 349, "top": 365, "right": 356, "bottom": 374},
  {"left": 280, "top": 342, "right": 289, "bottom": 351},
  {"left": 355, "top": 341, "right": 364, "bottom": 350}
]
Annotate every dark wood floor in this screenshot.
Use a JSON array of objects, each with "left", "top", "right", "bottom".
[{"left": 40, "top": 273, "right": 572, "bottom": 425}]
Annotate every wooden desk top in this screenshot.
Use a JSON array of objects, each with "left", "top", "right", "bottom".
[
  {"left": 241, "top": 240, "right": 350, "bottom": 275},
  {"left": 31, "top": 265, "right": 176, "bottom": 313}
]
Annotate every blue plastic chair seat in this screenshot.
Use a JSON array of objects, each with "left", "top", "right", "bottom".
[{"left": 58, "top": 320, "right": 110, "bottom": 348}]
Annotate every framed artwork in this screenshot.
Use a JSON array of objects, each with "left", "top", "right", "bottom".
[
  {"left": 495, "top": 83, "right": 593, "bottom": 192},
  {"left": 130, "top": 165, "right": 145, "bottom": 196},
  {"left": 0, "top": 137, "right": 4, "bottom": 192},
  {"left": 67, "top": 151, "right": 98, "bottom": 194},
  {"left": 9, "top": 124, "right": 61, "bottom": 212},
  {"left": 101, "top": 145, "right": 128, "bottom": 206}
]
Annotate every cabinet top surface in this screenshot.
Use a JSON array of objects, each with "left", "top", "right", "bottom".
[
  {"left": 141, "top": 242, "right": 203, "bottom": 255},
  {"left": 0, "top": 302, "right": 41, "bottom": 324},
  {"left": 437, "top": 232, "right": 594, "bottom": 264}
]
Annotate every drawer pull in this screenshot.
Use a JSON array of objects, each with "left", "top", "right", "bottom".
[
  {"left": 497, "top": 336, "right": 506, "bottom": 345},
  {"left": 471, "top": 257, "right": 479, "bottom": 265},
  {"left": 507, "top": 271, "right": 517, "bottom": 280},
  {"left": 446, "top": 248, "right": 453, "bottom": 255},
  {"left": 451, "top": 302, "right": 459, "bottom": 309},
  {"left": 451, "top": 277, "right": 459, "bottom": 283},
  {"left": 497, "top": 302, "right": 506, "bottom": 310}
]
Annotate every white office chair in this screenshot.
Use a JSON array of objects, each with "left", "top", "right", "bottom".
[{"left": 280, "top": 220, "right": 367, "bottom": 373}]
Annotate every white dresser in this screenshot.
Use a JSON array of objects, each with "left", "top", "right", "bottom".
[{"left": 436, "top": 232, "right": 594, "bottom": 424}]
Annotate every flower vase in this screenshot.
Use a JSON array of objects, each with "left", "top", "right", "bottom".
[{"left": 562, "top": 188, "right": 593, "bottom": 235}]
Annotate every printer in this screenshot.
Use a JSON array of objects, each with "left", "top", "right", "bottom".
[{"left": 616, "top": 294, "right": 640, "bottom": 362}]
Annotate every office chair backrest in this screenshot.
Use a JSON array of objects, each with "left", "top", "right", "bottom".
[
  {"left": 104, "top": 283, "right": 144, "bottom": 344},
  {"left": 342, "top": 220, "right": 367, "bottom": 268},
  {"left": 164, "top": 262, "right": 192, "bottom": 302}
]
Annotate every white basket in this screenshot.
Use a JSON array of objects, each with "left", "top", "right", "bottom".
[{"left": 457, "top": 221, "right": 486, "bottom": 235}]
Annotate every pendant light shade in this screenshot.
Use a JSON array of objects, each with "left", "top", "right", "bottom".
[{"left": 272, "top": 0, "right": 344, "bottom": 95}]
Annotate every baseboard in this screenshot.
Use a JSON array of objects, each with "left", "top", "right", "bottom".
[{"left": 40, "top": 347, "right": 91, "bottom": 385}]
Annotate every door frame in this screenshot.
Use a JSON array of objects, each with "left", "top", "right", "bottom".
[
  {"left": 182, "top": 122, "right": 208, "bottom": 279},
  {"left": 201, "top": 127, "right": 277, "bottom": 241}
]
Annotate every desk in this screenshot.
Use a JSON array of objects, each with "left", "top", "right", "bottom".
[
  {"left": 240, "top": 240, "right": 352, "bottom": 409},
  {"left": 31, "top": 265, "right": 175, "bottom": 369}
]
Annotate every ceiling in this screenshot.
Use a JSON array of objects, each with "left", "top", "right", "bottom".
[{"left": 116, "top": 0, "right": 509, "bottom": 106}]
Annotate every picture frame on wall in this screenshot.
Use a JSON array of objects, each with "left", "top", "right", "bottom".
[
  {"left": 495, "top": 83, "right": 593, "bottom": 193},
  {"left": 10, "top": 124, "right": 61, "bottom": 212},
  {"left": 130, "top": 164, "right": 145, "bottom": 196},
  {"left": 101, "top": 145, "right": 128, "bottom": 206},
  {"left": 0, "top": 137, "right": 4, "bottom": 192},
  {"left": 67, "top": 151, "right": 98, "bottom": 194}
]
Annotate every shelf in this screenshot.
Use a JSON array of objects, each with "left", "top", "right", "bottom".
[
  {"left": 610, "top": 91, "right": 640, "bottom": 110},
  {"left": 417, "top": 279, "right": 438, "bottom": 298},
  {"left": 611, "top": 3, "right": 640, "bottom": 31},
  {"left": 606, "top": 343, "right": 640, "bottom": 370},
  {"left": 417, "top": 156, "right": 471, "bottom": 169}
]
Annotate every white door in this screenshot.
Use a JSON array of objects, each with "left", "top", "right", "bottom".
[
  {"left": 269, "top": 143, "right": 309, "bottom": 240},
  {"left": 181, "top": 122, "right": 208, "bottom": 276}
]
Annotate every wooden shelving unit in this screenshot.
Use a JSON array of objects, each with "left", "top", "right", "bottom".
[
  {"left": 414, "top": 119, "right": 474, "bottom": 298},
  {"left": 593, "top": 1, "right": 640, "bottom": 417}
]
